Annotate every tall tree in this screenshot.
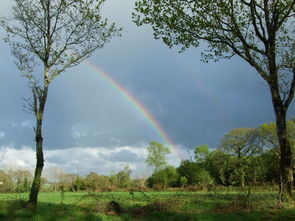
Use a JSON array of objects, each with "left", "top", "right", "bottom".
[
  {"left": 257, "top": 120, "right": 295, "bottom": 181},
  {"left": 1, "top": 0, "right": 121, "bottom": 207},
  {"left": 219, "top": 128, "right": 260, "bottom": 186},
  {"left": 258, "top": 120, "right": 295, "bottom": 152},
  {"left": 194, "top": 144, "right": 210, "bottom": 163},
  {"left": 145, "top": 141, "right": 171, "bottom": 173},
  {"left": 219, "top": 128, "right": 260, "bottom": 158},
  {"left": 134, "top": 0, "right": 295, "bottom": 201}
]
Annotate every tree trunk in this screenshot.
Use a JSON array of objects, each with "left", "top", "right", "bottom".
[
  {"left": 28, "top": 82, "right": 48, "bottom": 208},
  {"left": 28, "top": 112, "right": 45, "bottom": 208},
  {"left": 237, "top": 160, "right": 245, "bottom": 187},
  {"left": 272, "top": 96, "right": 293, "bottom": 202},
  {"left": 240, "top": 172, "right": 245, "bottom": 187}
]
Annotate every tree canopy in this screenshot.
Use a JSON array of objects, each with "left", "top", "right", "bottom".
[
  {"left": 145, "top": 141, "right": 171, "bottom": 173},
  {"left": 134, "top": 0, "right": 295, "bottom": 201},
  {"left": 1, "top": 0, "right": 121, "bottom": 207},
  {"left": 219, "top": 128, "right": 261, "bottom": 158}
]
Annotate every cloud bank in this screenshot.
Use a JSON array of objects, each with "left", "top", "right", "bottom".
[{"left": 0, "top": 144, "right": 182, "bottom": 177}]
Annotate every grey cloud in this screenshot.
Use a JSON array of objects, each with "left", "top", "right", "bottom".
[{"left": 106, "top": 149, "right": 143, "bottom": 163}]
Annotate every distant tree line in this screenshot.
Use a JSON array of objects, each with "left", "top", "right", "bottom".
[
  {"left": 0, "top": 169, "right": 34, "bottom": 193},
  {"left": 146, "top": 119, "right": 295, "bottom": 189},
  {"left": 0, "top": 119, "right": 293, "bottom": 193},
  {"left": 0, "top": 165, "right": 144, "bottom": 193}
]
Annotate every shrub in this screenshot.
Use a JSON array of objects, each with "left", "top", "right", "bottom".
[
  {"left": 147, "top": 166, "right": 179, "bottom": 189},
  {"left": 177, "top": 160, "right": 213, "bottom": 186}
]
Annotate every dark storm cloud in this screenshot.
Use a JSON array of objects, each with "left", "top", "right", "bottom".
[{"left": 0, "top": 0, "right": 294, "bottom": 158}]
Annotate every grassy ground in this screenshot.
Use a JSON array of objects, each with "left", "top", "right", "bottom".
[{"left": 0, "top": 189, "right": 295, "bottom": 220}]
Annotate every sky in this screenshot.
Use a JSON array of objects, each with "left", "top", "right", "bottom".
[{"left": 0, "top": 0, "right": 294, "bottom": 176}]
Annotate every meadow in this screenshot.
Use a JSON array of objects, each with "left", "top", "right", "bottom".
[{"left": 0, "top": 188, "right": 295, "bottom": 221}]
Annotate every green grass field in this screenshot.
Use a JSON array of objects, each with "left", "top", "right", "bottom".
[{"left": 0, "top": 190, "right": 295, "bottom": 221}]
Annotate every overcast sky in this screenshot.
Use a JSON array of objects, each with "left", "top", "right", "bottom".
[{"left": 0, "top": 0, "right": 294, "bottom": 176}]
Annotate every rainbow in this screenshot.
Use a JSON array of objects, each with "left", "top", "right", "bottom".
[{"left": 83, "top": 60, "right": 183, "bottom": 160}]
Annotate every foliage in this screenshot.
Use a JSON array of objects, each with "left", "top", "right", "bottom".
[
  {"left": 177, "top": 160, "right": 213, "bottom": 186},
  {"left": 145, "top": 141, "right": 171, "bottom": 173},
  {"left": 218, "top": 128, "right": 261, "bottom": 186},
  {"left": 0, "top": 170, "right": 34, "bottom": 193},
  {"left": 0, "top": 170, "right": 14, "bottom": 193},
  {"left": 12, "top": 170, "right": 33, "bottom": 193},
  {"left": 254, "top": 120, "right": 295, "bottom": 184},
  {"left": 194, "top": 144, "right": 210, "bottom": 163},
  {"left": 133, "top": 0, "right": 294, "bottom": 74},
  {"left": 0, "top": 120, "right": 293, "bottom": 193},
  {"left": 219, "top": 128, "right": 261, "bottom": 158},
  {"left": 133, "top": 0, "right": 295, "bottom": 201},
  {"left": 115, "top": 165, "right": 132, "bottom": 189},
  {"left": 1, "top": 0, "right": 122, "bottom": 82},
  {"left": 72, "top": 177, "right": 87, "bottom": 192},
  {"left": 1, "top": 0, "right": 121, "bottom": 206},
  {"left": 257, "top": 120, "right": 295, "bottom": 153},
  {"left": 147, "top": 166, "right": 179, "bottom": 189},
  {"left": 203, "top": 150, "right": 231, "bottom": 185},
  {"left": 190, "top": 120, "right": 294, "bottom": 187},
  {"left": 179, "top": 176, "right": 187, "bottom": 188},
  {"left": 84, "top": 172, "right": 111, "bottom": 191}
]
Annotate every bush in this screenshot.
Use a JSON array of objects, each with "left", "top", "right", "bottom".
[
  {"left": 179, "top": 176, "right": 188, "bottom": 187},
  {"left": 196, "top": 169, "right": 214, "bottom": 186},
  {"left": 147, "top": 166, "right": 179, "bottom": 189},
  {"left": 177, "top": 160, "right": 213, "bottom": 186}
]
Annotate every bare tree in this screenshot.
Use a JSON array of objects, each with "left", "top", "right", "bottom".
[{"left": 1, "top": 0, "right": 121, "bottom": 207}]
